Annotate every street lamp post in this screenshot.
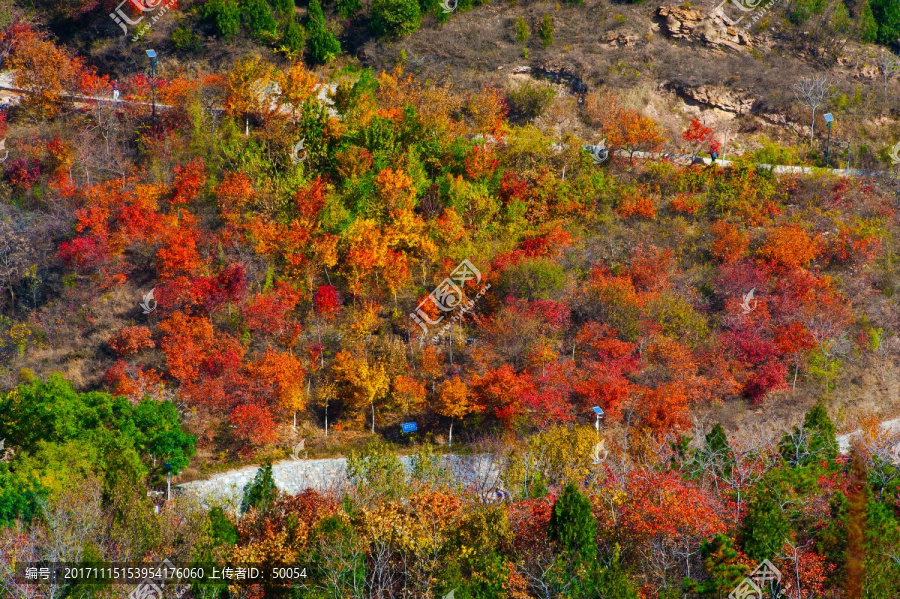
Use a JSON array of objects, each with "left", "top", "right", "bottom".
[
  {"left": 146, "top": 49, "right": 158, "bottom": 119},
  {"left": 592, "top": 406, "right": 604, "bottom": 436},
  {"left": 823, "top": 113, "right": 834, "bottom": 167}
]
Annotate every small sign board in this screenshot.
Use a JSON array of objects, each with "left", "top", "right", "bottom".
[
  {"left": 401, "top": 422, "right": 418, "bottom": 433},
  {"left": 592, "top": 406, "right": 604, "bottom": 416}
]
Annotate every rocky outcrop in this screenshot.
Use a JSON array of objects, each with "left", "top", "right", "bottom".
[
  {"left": 670, "top": 83, "right": 756, "bottom": 114},
  {"left": 600, "top": 31, "right": 642, "bottom": 48},
  {"left": 532, "top": 64, "right": 589, "bottom": 94},
  {"left": 657, "top": 6, "right": 755, "bottom": 50}
]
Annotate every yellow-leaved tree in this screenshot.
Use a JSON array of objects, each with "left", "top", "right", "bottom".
[{"left": 332, "top": 350, "right": 389, "bottom": 433}]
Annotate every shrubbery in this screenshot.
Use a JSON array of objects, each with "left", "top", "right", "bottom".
[
  {"left": 370, "top": 0, "right": 422, "bottom": 38},
  {"left": 200, "top": 0, "right": 242, "bottom": 37},
  {"left": 305, "top": 0, "right": 341, "bottom": 64},
  {"left": 505, "top": 81, "right": 557, "bottom": 121}
]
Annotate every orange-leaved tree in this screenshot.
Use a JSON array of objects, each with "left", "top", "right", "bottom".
[
  {"left": 10, "top": 34, "right": 82, "bottom": 119},
  {"left": 252, "top": 348, "right": 307, "bottom": 429},
  {"left": 435, "top": 376, "right": 479, "bottom": 446}
]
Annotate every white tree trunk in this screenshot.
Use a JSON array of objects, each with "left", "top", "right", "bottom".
[
  {"left": 449, "top": 420, "right": 453, "bottom": 447},
  {"left": 810, "top": 109, "right": 816, "bottom": 147}
]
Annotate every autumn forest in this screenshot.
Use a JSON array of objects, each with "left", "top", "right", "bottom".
[{"left": 2, "top": 2, "right": 900, "bottom": 597}]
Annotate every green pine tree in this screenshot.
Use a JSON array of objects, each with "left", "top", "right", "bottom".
[
  {"left": 200, "top": 0, "right": 242, "bottom": 38},
  {"left": 742, "top": 494, "right": 791, "bottom": 562},
  {"left": 696, "top": 534, "right": 749, "bottom": 596},
  {"left": 241, "top": 0, "right": 279, "bottom": 37},
  {"left": 241, "top": 462, "right": 277, "bottom": 514},
  {"left": 871, "top": 0, "right": 900, "bottom": 45},
  {"left": 306, "top": 0, "right": 326, "bottom": 22},
  {"left": 547, "top": 482, "right": 597, "bottom": 562},
  {"left": 856, "top": 0, "right": 879, "bottom": 41},
  {"left": 282, "top": 18, "right": 307, "bottom": 55},
  {"left": 271, "top": 0, "right": 295, "bottom": 17},
  {"left": 336, "top": 0, "right": 361, "bottom": 18},
  {"left": 305, "top": 0, "right": 340, "bottom": 63},
  {"left": 538, "top": 14, "right": 554, "bottom": 48},
  {"left": 779, "top": 401, "right": 838, "bottom": 467},
  {"left": 369, "top": 0, "right": 422, "bottom": 38}
]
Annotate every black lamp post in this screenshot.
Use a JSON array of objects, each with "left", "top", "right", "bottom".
[
  {"left": 146, "top": 49, "right": 157, "bottom": 119},
  {"left": 823, "top": 113, "right": 834, "bottom": 167}
]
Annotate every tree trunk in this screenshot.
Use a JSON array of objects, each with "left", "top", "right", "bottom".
[
  {"left": 810, "top": 109, "right": 816, "bottom": 147},
  {"left": 449, "top": 420, "right": 453, "bottom": 447},
  {"left": 371, "top": 402, "right": 376, "bottom": 434},
  {"left": 324, "top": 405, "right": 328, "bottom": 437}
]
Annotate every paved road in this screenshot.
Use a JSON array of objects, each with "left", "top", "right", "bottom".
[
  {"left": 177, "top": 418, "right": 900, "bottom": 509},
  {"left": 176, "top": 454, "right": 500, "bottom": 510},
  {"left": 836, "top": 417, "right": 900, "bottom": 454}
]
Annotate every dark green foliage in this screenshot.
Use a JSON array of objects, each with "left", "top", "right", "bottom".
[
  {"left": 132, "top": 399, "right": 195, "bottom": 475},
  {"left": 208, "top": 506, "right": 239, "bottom": 545},
  {"left": 306, "top": 19, "right": 341, "bottom": 64},
  {"left": 863, "top": 499, "right": 900, "bottom": 595},
  {"left": 440, "top": 551, "right": 508, "bottom": 599},
  {"left": 282, "top": 18, "right": 307, "bottom": 54},
  {"left": 695, "top": 534, "right": 749, "bottom": 596},
  {"left": 779, "top": 402, "right": 838, "bottom": 467},
  {"left": 336, "top": 0, "right": 361, "bottom": 18},
  {"left": 788, "top": 0, "right": 828, "bottom": 25},
  {"left": 538, "top": 14, "right": 554, "bottom": 48},
  {"left": 306, "top": 0, "right": 326, "bottom": 22},
  {"left": 370, "top": 0, "right": 422, "bottom": 38},
  {"left": 241, "top": 462, "right": 277, "bottom": 513},
  {"left": 548, "top": 482, "right": 597, "bottom": 562},
  {"left": 271, "top": 0, "right": 295, "bottom": 16},
  {"left": 742, "top": 494, "right": 791, "bottom": 561},
  {"left": 870, "top": 0, "right": 900, "bottom": 44},
  {"left": 200, "top": 0, "right": 242, "bottom": 37},
  {"left": 801, "top": 401, "right": 837, "bottom": 455},
  {"left": 304, "top": 0, "right": 340, "bottom": 64},
  {"left": 241, "top": 0, "right": 279, "bottom": 37}
]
